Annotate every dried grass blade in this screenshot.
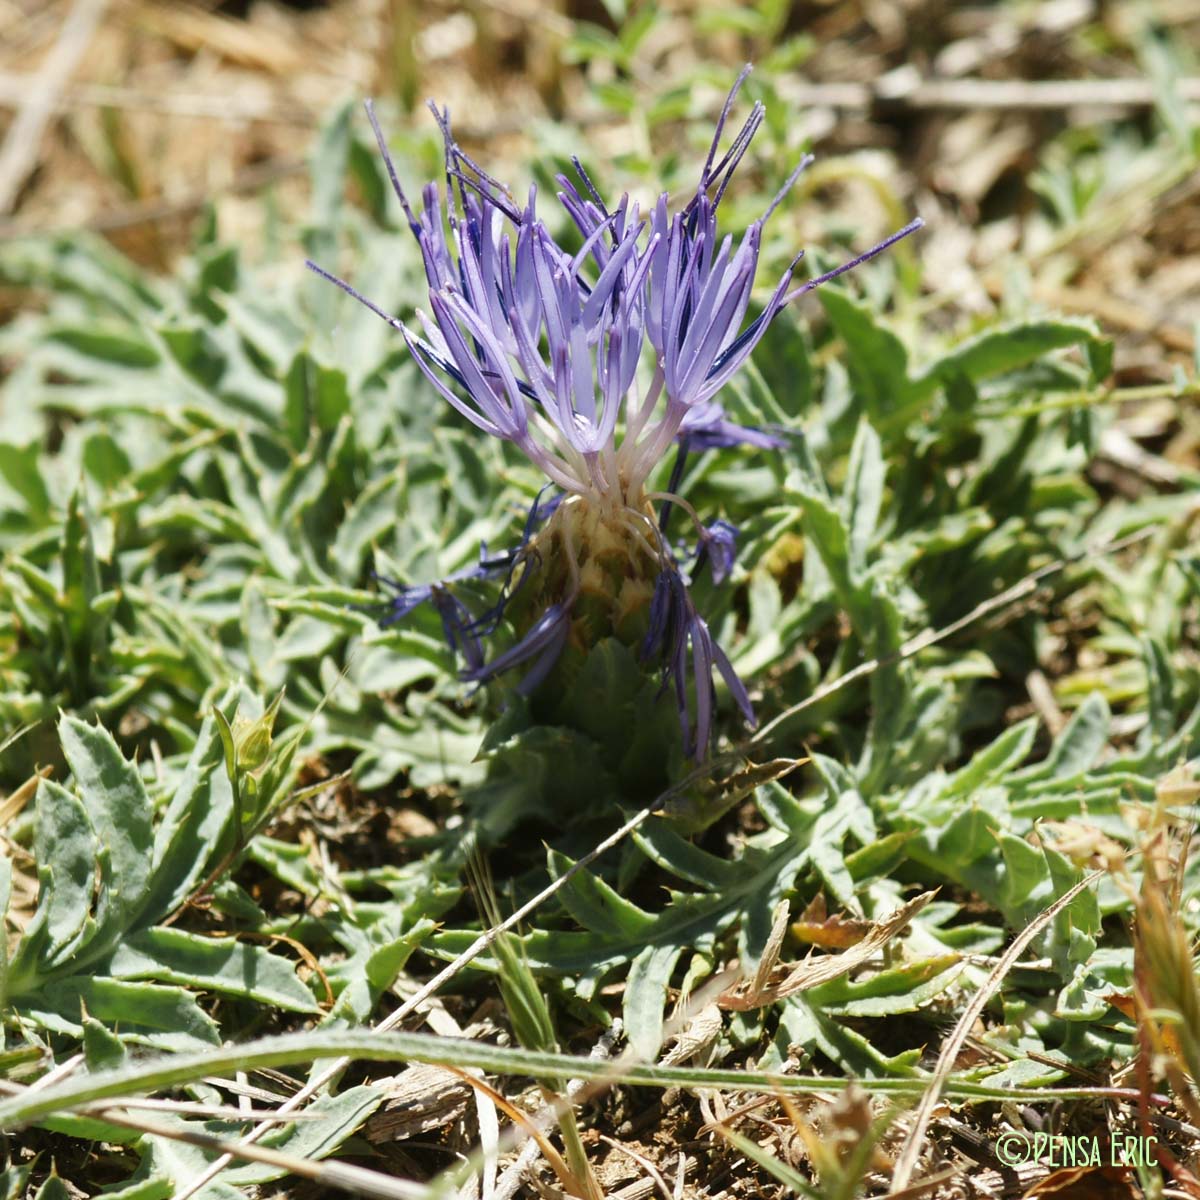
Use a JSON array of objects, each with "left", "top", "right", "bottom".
[{"left": 889, "top": 870, "right": 1102, "bottom": 1193}]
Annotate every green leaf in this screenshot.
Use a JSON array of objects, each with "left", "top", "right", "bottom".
[
  {"left": 593, "top": 80, "right": 637, "bottom": 114},
  {"left": 0, "top": 442, "right": 51, "bottom": 519},
  {"left": 617, "top": 2, "right": 658, "bottom": 54},
  {"left": 131, "top": 430, "right": 221, "bottom": 496},
  {"left": 133, "top": 1130, "right": 248, "bottom": 1200},
  {"left": 785, "top": 475, "right": 854, "bottom": 614},
  {"left": 1140, "top": 635, "right": 1176, "bottom": 744},
  {"left": 843, "top": 417, "right": 885, "bottom": 574},
  {"left": 466, "top": 723, "right": 614, "bottom": 841},
  {"left": 1139, "top": 30, "right": 1198, "bottom": 157},
  {"left": 309, "top": 100, "right": 354, "bottom": 233},
  {"left": 998, "top": 831, "right": 1049, "bottom": 915},
  {"left": 220, "top": 293, "right": 302, "bottom": 370},
  {"left": 1085, "top": 337, "right": 1115, "bottom": 386},
  {"left": 224, "top": 1087, "right": 385, "bottom": 1184},
  {"left": 1014, "top": 692, "right": 1110, "bottom": 784},
  {"left": 84, "top": 1177, "right": 171, "bottom": 1200},
  {"left": 108, "top": 927, "right": 319, "bottom": 1013},
  {"left": 941, "top": 718, "right": 1037, "bottom": 799},
  {"left": 332, "top": 473, "right": 401, "bottom": 578},
  {"left": 61, "top": 485, "right": 105, "bottom": 685},
  {"left": 920, "top": 318, "right": 1099, "bottom": 386},
  {"left": 549, "top": 849, "right": 655, "bottom": 939},
  {"left": 818, "top": 289, "right": 915, "bottom": 420},
  {"left": 329, "top": 920, "right": 435, "bottom": 1023},
  {"left": 632, "top": 820, "right": 738, "bottom": 890},
  {"left": 810, "top": 835, "right": 859, "bottom": 911},
  {"left": 59, "top": 716, "right": 154, "bottom": 932},
  {"left": 23, "top": 976, "right": 221, "bottom": 1051},
  {"left": 158, "top": 321, "right": 225, "bottom": 391},
  {"left": 624, "top": 942, "right": 686, "bottom": 1059},
  {"left": 193, "top": 243, "right": 239, "bottom": 308},
  {"left": 246, "top": 836, "right": 324, "bottom": 897},
  {"left": 82, "top": 1014, "right": 128, "bottom": 1071},
  {"left": 33, "top": 1175, "right": 73, "bottom": 1200},
  {"left": 779, "top": 994, "right": 922, "bottom": 1078},
  {"left": 48, "top": 325, "right": 159, "bottom": 368},
  {"left": 0, "top": 232, "right": 161, "bottom": 318},
  {"left": 807, "top": 955, "right": 963, "bottom": 1016},
  {"left": 82, "top": 431, "right": 134, "bottom": 489},
  {"left": 925, "top": 805, "right": 1002, "bottom": 868},
  {"left": 845, "top": 831, "right": 913, "bottom": 881},
  {"left": 140, "top": 705, "right": 236, "bottom": 922},
  {"left": 1044, "top": 846, "right": 1100, "bottom": 966},
  {"left": 0, "top": 857, "right": 10, "bottom": 1005},
  {"left": 284, "top": 352, "right": 350, "bottom": 450},
  {"left": 10, "top": 779, "right": 97, "bottom": 984},
  {"left": 0, "top": 1168, "right": 30, "bottom": 1200}
]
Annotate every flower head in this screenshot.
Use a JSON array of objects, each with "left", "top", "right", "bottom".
[{"left": 310, "top": 68, "right": 922, "bottom": 759}]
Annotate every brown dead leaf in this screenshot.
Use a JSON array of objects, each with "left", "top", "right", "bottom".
[
  {"left": 1158, "top": 762, "right": 1200, "bottom": 808},
  {"left": 656, "top": 757, "right": 805, "bottom": 831},
  {"left": 1038, "top": 820, "right": 1127, "bottom": 873},
  {"left": 132, "top": 2, "right": 307, "bottom": 74},
  {"left": 791, "top": 892, "right": 876, "bottom": 950},
  {"left": 658, "top": 1002, "right": 723, "bottom": 1068},
  {"left": 1103, "top": 992, "right": 1137, "bottom": 1021},
  {"left": 787, "top": 1084, "right": 893, "bottom": 1178},
  {"left": 1022, "top": 1165, "right": 1137, "bottom": 1200},
  {"left": 718, "top": 890, "right": 937, "bottom": 1011},
  {"left": 0, "top": 767, "right": 50, "bottom": 831}
]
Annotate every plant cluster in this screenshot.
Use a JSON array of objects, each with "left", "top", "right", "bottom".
[{"left": 0, "top": 41, "right": 1197, "bottom": 1198}]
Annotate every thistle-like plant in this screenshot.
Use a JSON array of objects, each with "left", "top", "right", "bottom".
[{"left": 309, "top": 67, "right": 921, "bottom": 760}]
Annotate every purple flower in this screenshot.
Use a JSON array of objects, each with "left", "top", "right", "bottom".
[
  {"left": 641, "top": 565, "right": 755, "bottom": 757},
  {"left": 310, "top": 69, "right": 922, "bottom": 759},
  {"left": 697, "top": 519, "right": 740, "bottom": 587},
  {"left": 376, "top": 575, "right": 485, "bottom": 672},
  {"left": 463, "top": 602, "right": 572, "bottom": 697},
  {"left": 679, "top": 400, "right": 786, "bottom": 452}
]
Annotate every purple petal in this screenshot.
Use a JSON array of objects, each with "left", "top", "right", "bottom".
[
  {"left": 463, "top": 603, "right": 571, "bottom": 691},
  {"left": 783, "top": 218, "right": 925, "bottom": 305},
  {"left": 432, "top": 589, "right": 484, "bottom": 671},
  {"left": 691, "top": 617, "right": 715, "bottom": 759},
  {"left": 403, "top": 318, "right": 505, "bottom": 438},
  {"left": 640, "top": 564, "right": 755, "bottom": 759},
  {"left": 364, "top": 99, "right": 419, "bottom": 234},
  {"left": 697, "top": 518, "right": 739, "bottom": 586},
  {"left": 431, "top": 292, "right": 527, "bottom": 440},
  {"left": 678, "top": 401, "right": 787, "bottom": 451},
  {"left": 701, "top": 64, "right": 754, "bottom": 186},
  {"left": 713, "top": 639, "right": 755, "bottom": 726}
]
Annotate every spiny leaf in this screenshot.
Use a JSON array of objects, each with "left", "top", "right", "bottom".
[
  {"left": 140, "top": 700, "right": 238, "bottom": 922},
  {"left": 59, "top": 716, "right": 154, "bottom": 933},
  {"left": 8, "top": 779, "right": 96, "bottom": 988},
  {"left": 918, "top": 318, "right": 1101, "bottom": 386},
  {"left": 108, "top": 928, "right": 320, "bottom": 1013}
]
